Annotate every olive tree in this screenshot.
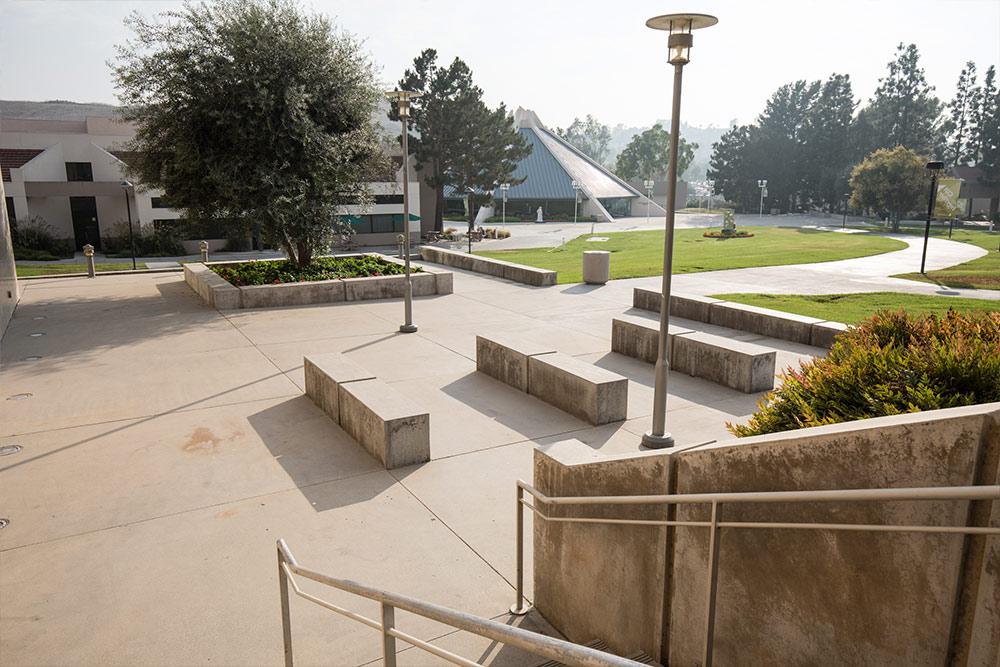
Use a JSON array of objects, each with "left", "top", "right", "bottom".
[
  {"left": 849, "top": 146, "right": 928, "bottom": 231},
  {"left": 113, "top": 0, "right": 387, "bottom": 266}
]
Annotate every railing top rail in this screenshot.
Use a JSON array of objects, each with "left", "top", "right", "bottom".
[
  {"left": 276, "top": 540, "right": 643, "bottom": 667},
  {"left": 517, "top": 480, "right": 1000, "bottom": 506}
]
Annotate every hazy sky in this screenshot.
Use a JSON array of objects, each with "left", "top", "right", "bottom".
[{"left": 2, "top": 0, "right": 998, "bottom": 130}]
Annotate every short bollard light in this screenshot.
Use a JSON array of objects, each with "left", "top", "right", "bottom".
[
  {"left": 199, "top": 240, "right": 209, "bottom": 263},
  {"left": 83, "top": 244, "right": 96, "bottom": 278},
  {"left": 397, "top": 234, "right": 405, "bottom": 260}
]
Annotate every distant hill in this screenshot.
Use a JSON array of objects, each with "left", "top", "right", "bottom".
[{"left": 0, "top": 99, "right": 119, "bottom": 120}]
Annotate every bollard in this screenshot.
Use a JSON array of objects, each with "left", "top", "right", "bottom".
[
  {"left": 199, "top": 240, "right": 209, "bottom": 263},
  {"left": 83, "top": 244, "right": 96, "bottom": 278},
  {"left": 397, "top": 234, "right": 405, "bottom": 260}
]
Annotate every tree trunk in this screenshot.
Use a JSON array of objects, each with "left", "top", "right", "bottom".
[
  {"left": 434, "top": 185, "right": 445, "bottom": 232},
  {"left": 296, "top": 241, "right": 312, "bottom": 268}
]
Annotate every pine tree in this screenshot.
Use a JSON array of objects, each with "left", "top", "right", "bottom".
[
  {"left": 864, "top": 44, "right": 943, "bottom": 156},
  {"left": 976, "top": 67, "right": 1000, "bottom": 220},
  {"left": 755, "top": 80, "right": 820, "bottom": 212},
  {"left": 800, "top": 74, "right": 857, "bottom": 209},
  {"left": 942, "top": 62, "right": 978, "bottom": 167},
  {"left": 969, "top": 65, "right": 997, "bottom": 165},
  {"left": 707, "top": 125, "right": 764, "bottom": 212},
  {"left": 394, "top": 50, "right": 531, "bottom": 230}
]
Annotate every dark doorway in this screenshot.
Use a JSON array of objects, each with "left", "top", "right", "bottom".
[{"left": 70, "top": 196, "right": 101, "bottom": 250}]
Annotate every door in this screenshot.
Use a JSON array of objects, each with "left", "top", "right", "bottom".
[{"left": 70, "top": 196, "right": 101, "bottom": 251}]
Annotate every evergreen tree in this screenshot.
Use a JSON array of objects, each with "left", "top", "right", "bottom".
[
  {"left": 800, "top": 74, "right": 856, "bottom": 209},
  {"left": 969, "top": 65, "right": 997, "bottom": 165},
  {"left": 615, "top": 123, "right": 696, "bottom": 182},
  {"left": 976, "top": 67, "right": 1000, "bottom": 220},
  {"left": 707, "top": 125, "right": 764, "bottom": 212},
  {"left": 557, "top": 115, "right": 612, "bottom": 164},
  {"left": 863, "top": 43, "right": 943, "bottom": 156},
  {"left": 394, "top": 49, "right": 531, "bottom": 230},
  {"left": 942, "top": 62, "right": 978, "bottom": 167},
  {"left": 755, "top": 80, "right": 820, "bottom": 212},
  {"left": 849, "top": 146, "right": 929, "bottom": 231}
]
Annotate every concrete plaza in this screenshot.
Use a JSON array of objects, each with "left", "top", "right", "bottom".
[{"left": 0, "top": 262, "right": 822, "bottom": 665}]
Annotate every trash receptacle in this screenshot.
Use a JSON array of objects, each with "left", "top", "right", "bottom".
[{"left": 583, "top": 250, "right": 610, "bottom": 285}]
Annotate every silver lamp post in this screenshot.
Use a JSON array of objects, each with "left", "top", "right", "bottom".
[
  {"left": 120, "top": 180, "right": 137, "bottom": 270},
  {"left": 572, "top": 180, "right": 581, "bottom": 227},
  {"left": 386, "top": 89, "right": 422, "bottom": 334},
  {"left": 644, "top": 178, "right": 655, "bottom": 224},
  {"left": 641, "top": 12, "right": 718, "bottom": 450},
  {"left": 757, "top": 179, "right": 767, "bottom": 218},
  {"left": 500, "top": 182, "right": 510, "bottom": 225}
]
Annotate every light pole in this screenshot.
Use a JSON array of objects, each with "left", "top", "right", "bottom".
[
  {"left": 644, "top": 178, "right": 654, "bottom": 224},
  {"left": 842, "top": 192, "right": 850, "bottom": 229},
  {"left": 642, "top": 12, "right": 717, "bottom": 450},
  {"left": 386, "top": 89, "right": 422, "bottom": 333},
  {"left": 757, "top": 179, "right": 767, "bottom": 218},
  {"left": 500, "top": 182, "right": 509, "bottom": 225},
  {"left": 920, "top": 160, "right": 944, "bottom": 274},
  {"left": 707, "top": 179, "right": 714, "bottom": 211},
  {"left": 572, "top": 180, "right": 581, "bottom": 227},
  {"left": 120, "top": 180, "right": 137, "bottom": 270}
]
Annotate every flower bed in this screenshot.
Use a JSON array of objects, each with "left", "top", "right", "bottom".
[
  {"left": 211, "top": 255, "right": 418, "bottom": 286},
  {"left": 183, "top": 253, "right": 451, "bottom": 309}
]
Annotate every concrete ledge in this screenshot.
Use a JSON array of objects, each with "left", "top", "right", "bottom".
[
  {"left": 612, "top": 315, "right": 774, "bottom": 393},
  {"left": 811, "top": 320, "right": 850, "bottom": 348},
  {"left": 528, "top": 352, "right": 628, "bottom": 425},
  {"left": 708, "top": 301, "right": 822, "bottom": 346},
  {"left": 476, "top": 334, "right": 556, "bottom": 392},
  {"left": 241, "top": 279, "right": 345, "bottom": 308},
  {"left": 671, "top": 331, "right": 776, "bottom": 393},
  {"left": 633, "top": 288, "right": 722, "bottom": 323},
  {"left": 611, "top": 315, "right": 694, "bottom": 364},
  {"left": 303, "top": 353, "right": 376, "bottom": 423},
  {"left": 377, "top": 254, "right": 454, "bottom": 295},
  {"left": 339, "top": 378, "right": 430, "bottom": 469},
  {"left": 419, "top": 245, "right": 556, "bottom": 286},
  {"left": 184, "top": 262, "right": 241, "bottom": 309}
]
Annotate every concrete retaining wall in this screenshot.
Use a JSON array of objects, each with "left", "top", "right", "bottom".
[
  {"left": 633, "top": 287, "right": 850, "bottom": 349},
  {"left": 532, "top": 402, "right": 1000, "bottom": 664},
  {"left": 419, "top": 245, "right": 556, "bottom": 286},
  {"left": 184, "top": 255, "right": 453, "bottom": 310}
]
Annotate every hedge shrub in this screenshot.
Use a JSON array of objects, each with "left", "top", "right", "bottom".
[
  {"left": 211, "top": 255, "right": 416, "bottom": 286},
  {"left": 729, "top": 309, "right": 1000, "bottom": 436}
]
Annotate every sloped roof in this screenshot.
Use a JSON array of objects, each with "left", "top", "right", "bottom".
[{"left": 0, "top": 148, "right": 44, "bottom": 181}]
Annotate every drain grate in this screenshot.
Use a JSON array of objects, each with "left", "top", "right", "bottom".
[
  {"left": 0, "top": 444, "right": 22, "bottom": 456},
  {"left": 0, "top": 519, "right": 8, "bottom": 529},
  {"left": 7, "top": 393, "right": 32, "bottom": 401}
]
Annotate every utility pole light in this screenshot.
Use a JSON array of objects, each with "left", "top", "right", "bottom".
[
  {"left": 757, "top": 179, "right": 767, "bottom": 218},
  {"left": 572, "top": 180, "right": 581, "bottom": 226},
  {"left": 500, "top": 183, "right": 510, "bottom": 225},
  {"left": 386, "top": 89, "right": 422, "bottom": 334},
  {"left": 920, "top": 160, "right": 945, "bottom": 274},
  {"left": 642, "top": 12, "right": 717, "bottom": 450},
  {"left": 120, "top": 180, "right": 137, "bottom": 270},
  {"left": 842, "top": 192, "right": 850, "bottom": 229},
  {"left": 644, "top": 179, "right": 655, "bottom": 224}
]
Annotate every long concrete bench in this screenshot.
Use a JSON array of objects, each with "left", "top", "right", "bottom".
[
  {"left": 476, "top": 334, "right": 627, "bottom": 425},
  {"left": 527, "top": 352, "right": 627, "bottom": 425},
  {"left": 303, "top": 352, "right": 429, "bottom": 469},
  {"left": 420, "top": 245, "right": 556, "bottom": 287},
  {"left": 632, "top": 287, "right": 850, "bottom": 349},
  {"left": 611, "top": 315, "right": 776, "bottom": 393},
  {"left": 476, "top": 333, "right": 556, "bottom": 392}
]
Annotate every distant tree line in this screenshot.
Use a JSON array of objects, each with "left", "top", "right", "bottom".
[{"left": 707, "top": 43, "right": 1000, "bottom": 217}]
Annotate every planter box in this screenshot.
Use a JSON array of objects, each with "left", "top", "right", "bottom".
[{"left": 184, "top": 253, "right": 453, "bottom": 310}]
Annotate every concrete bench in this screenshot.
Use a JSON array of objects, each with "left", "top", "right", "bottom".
[
  {"left": 811, "top": 320, "right": 849, "bottom": 348},
  {"left": 420, "top": 246, "right": 556, "bottom": 287},
  {"left": 527, "top": 352, "right": 627, "bottom": 425},
  {"left": 338, "top": 378, "right": 430, "bottom": 469},
  {"left": 303, "top": 352, "right": 375, "bottom": 423},
  {"left": 611, "top": 314, "right": 695, "bottom": 364},
  {"left": 476, "top": 334, "right": 557, "bottom": 392},
  {"left": 633, "top": 288, "right": 722, "bottom": 323},
  {"left": 611, "top": 316, "right": 775, "bottom": 393},
  {"left": 708, "top": 301, "right": 823, "bottom": 346}
]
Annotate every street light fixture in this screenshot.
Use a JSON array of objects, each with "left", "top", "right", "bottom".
[
  {"left": 500, "top": 183, "right": 510, "bottom": 225},
  {"left": 757, "top": 179, "right": 768, "bottom": 218},
  {"left": 920, "top": 160, "right": 945, "bottom": 274},
  {"left": 642, "top": 12, "right": 718, "bottom": 450},
  {"left": 572, "top": 180, "right": 581, "bottom": 227},
  {"left": 119, "top": 180, "right": 137, "bottom": 270},
  {"left": 644, "top": 179, "right": 655, "bottom": 224},
  {"left": 386, "top": 89, "right": 422, "bottom": 334}
]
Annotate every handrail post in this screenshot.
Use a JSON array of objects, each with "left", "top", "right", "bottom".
[
  {"left": 278, "top": 544, "right": 294, "bottom": 667},
  {"left": 381, "top": 603, "right": 397, "bottom": 667},
  {"left": 702, "top": 501, "right": 722, "bottom": 667},
  {"left": 510, "top": 482, "right": 531, "bottom": 615}
]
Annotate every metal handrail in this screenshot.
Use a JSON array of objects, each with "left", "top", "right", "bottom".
[
  {"left": 511, "top": 480, "right": 1000, "bottom": 667},
  {"left": 276, "top": 539, "right": 644, "bottom": 667}
]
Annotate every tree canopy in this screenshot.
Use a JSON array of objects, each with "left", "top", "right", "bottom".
[
  {"left": 557, "top": 116, "right": 612, "bottom": 164},
  {"left": 864, "top": 44, "right": 943, "bottom": 157},
  {"left": 849, "top": 146, "right": 929, "bottom": 229},
  {"left": 393, "top": 49, "right": 531, "bottom": 229},
  {"left": 615, "top": 124, "right": 696, "bottom": 183},
  {"left": 113, "top": 0, "right": 387, "bottom": 266}
]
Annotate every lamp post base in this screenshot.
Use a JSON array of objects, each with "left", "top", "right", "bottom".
[
  {"left": 399, "top": 323, "right": 418, "bottom": 334},
  {"left": 641, "top": 431, "right": 675, "bottom": 449}
]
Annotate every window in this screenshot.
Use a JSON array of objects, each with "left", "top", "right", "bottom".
[
  {"left": 370, "top": 214, "right": 398, "bottom": 233},
  {"left": 4, "top": 197, "right": 14, "bottom": 223},
  {"left": 374, "top": 194, "right": 404, "bottom": 205},
  {"left": 65, "top": 162, "right": 93, "bottom": 182},
  {"left": 150, "top": 197, "right": 170, "bottom": 209}
]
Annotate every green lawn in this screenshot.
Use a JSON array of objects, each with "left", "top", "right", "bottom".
[
  {"left": 477, "top": 227, "right": 906, "bottom": 284},
  {"left": 890, "top": 228, "right": 1000, "bottom": 289},
  {"left": 713, "top": 292, "right": 1000, "bottom": 324},
  {"left": 16, "top": 262, "right": 146, "bottom": 277}
]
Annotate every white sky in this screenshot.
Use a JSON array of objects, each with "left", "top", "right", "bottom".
[{"left": 2, "top": 0, "right": 998, "bottom": 129}]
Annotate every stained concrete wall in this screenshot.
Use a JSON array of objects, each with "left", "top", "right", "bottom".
[{"left": 532, "top": 403, "right": 1000, "bottom": 665}]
